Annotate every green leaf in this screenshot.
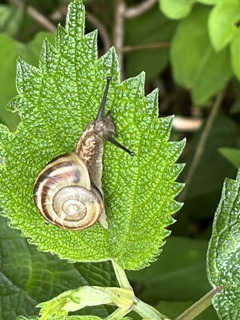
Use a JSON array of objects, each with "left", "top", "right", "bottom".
[
  {"left": 0, "top": 0, "right": 184, "bottom": 270},
  {"left": 208, "top": 0, "right": 240, "bottom": 51},
  {"left": 218, "top": 147, "right": 240, "bottom": 168},
  {"left": 0, "top": 216, "right": 116, "bottom": 319},
  {"left": 0, "top": 5, "right": 23, "bottom": 36},
  {"left": 160, "top": 0, "right": 195, "bottom": 19},
  {"left": 170, "top": 6, "right": 232, "bottom": 105},
  {"left": 0, "top": 33, "right": 21, "bottom": 130},
  {"left": 231, "top": 32, "right": 240, "bottom": 80},
  {"left": 0, "top": 32, "right": 54, "bottom": 131},
  {"left": 207, "top": 169, "right": 240, "bottom": 319}
]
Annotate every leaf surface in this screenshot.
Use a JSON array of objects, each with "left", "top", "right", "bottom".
[
  {"left": 0, "top": 0, "right": 184, "bottom": 270},
  {"left": 207, "top": 170, "right": 240, "bottom": 319}
]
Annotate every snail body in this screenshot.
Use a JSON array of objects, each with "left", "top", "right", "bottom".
[{"left": 34, "top": 77, "right": 133, "bottom": 230}]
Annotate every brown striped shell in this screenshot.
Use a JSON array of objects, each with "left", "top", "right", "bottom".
[{"left": 34, "top": 153, "right": 104, "bottom": 230}]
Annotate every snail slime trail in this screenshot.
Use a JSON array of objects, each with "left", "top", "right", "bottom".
[{"left": 34, "top": 78, "right": 134, "bottom": 230}]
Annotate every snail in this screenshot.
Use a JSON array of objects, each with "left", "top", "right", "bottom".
[{"left": 34, "top": 77, "right": 133, "bottom": 230}]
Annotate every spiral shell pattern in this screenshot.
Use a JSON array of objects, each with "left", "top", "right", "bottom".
[{"left": 34, "top": 153, "right": 104, "bottom": 230}]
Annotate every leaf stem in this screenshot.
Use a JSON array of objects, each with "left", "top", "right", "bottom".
[
  {"left": 111, "top": 259, "right": 132, "bottom": 289},
  {"left": 105, "top": 307, "right": 131, "bottom": 320},
  {"left": 175, "top": 288, "right": 220, "bottom": 320},
  {"left": 133, "top": 298, "right": 170, "bottom": 320}
]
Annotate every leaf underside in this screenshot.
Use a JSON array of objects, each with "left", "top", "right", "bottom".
[
  {"left": 0, "top": 0, "right": 184, "bottom": 270},
  {"left": 207, "top": 169, "right": 240, "bottom": 319}
]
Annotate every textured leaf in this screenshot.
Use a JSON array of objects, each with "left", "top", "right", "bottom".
[
  {"left": 209, "top": 0, "right": 240, "bottom": 51},
  {"left": 0, "top": 0, "right": 184, "bottom": 270},
  {"left": 170, "top": 6, "right": 232, "bottom": 105},
  {"left": 207, "top": 169, "right": 240, "bottom": 319}
]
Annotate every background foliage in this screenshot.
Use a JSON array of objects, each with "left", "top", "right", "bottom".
[{"left": 0, "top": 0, "right": 239, "bottom": 319}]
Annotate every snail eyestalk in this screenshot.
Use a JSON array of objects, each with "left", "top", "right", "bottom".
[
  {"left": 96, "top": 76, "right": 134, "bottom": 157},
  {"left": 96, "top": 76, "right": 112, "bottom": 121},
  {"left": 106, "top": 135, "right": 134, "bottom": 157}
]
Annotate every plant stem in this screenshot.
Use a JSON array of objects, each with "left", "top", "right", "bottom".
[
  {"left": 134, "top": 298, "right": 170, "bottom": 320},
  {"left": 125, "top": 0, "right": 158, "bottom": 19},
  {"left": 176, "top": 288, "right": 219, "bottom": 320},
  {"left": 114, "top": 0, "right": 126, "bottom": 77},
  {"left": 121, "top": 42, "right": 170, "bottom": 53},
  {"left": 111, "top": 259, "right": 132, "bottom": 289},
  {"left": 179, "top": 90, "right": 225, "bottom": 201},
  {"left": 105, "top": 307, "right": 130, "bottom": 320}
]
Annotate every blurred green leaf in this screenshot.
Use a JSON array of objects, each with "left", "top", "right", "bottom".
[
  {"left": 125, "top": 5, "right": 177, "bottom": 80},
  {"left": 207, "top": 169, "right": 240, "bottom": 319},
  {"left": 170, "top": 6, "right": 232, "bottom": 105},
  {"left": 208, "top": 0, "right": 240, "bottom": 51},
  {"left": 197, "top": 0, "right": 217, "bottom": 4},
  {"left": 176, "top": 115, "right": 239, "bottom": 237},
  {"left": 231, "top": 33, "right": 240, "bottom": 80},
  {"left": 160, "top": 0, "right": 195, "bottom": 19},
  {"left": 0, "top": 5, "right": 23, "bottom": 36},
  {"left": 0, "top": 32, "right": 54, "bottom": 131},
  {"left": 0, "top": 215, "right": 117, "bottom": 320},
  {"left": 181, "top": 115, "right": 238, "bottom": 200},
  {"left": 219, "top": 147, "right": 240, "bottom": 168},
  {"left": 127, "top": 237, "right": 211, "bottom": 303},
  {"left": 0, "top": 33, "right": 21, "bottom": 130}
]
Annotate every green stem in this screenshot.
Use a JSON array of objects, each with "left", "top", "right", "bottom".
[
  {"left": 175, "top": 288, "right": 220, "bottom": 320},
  {"left": 111, "top": 260, "right": 170, "bottom": 319},
  {"left": 111, "top": 259, "right": 132, "bottom": 289},
  {"left": 105, "top": 307, "right": 130, "bottom": 320},
  {"left": 133, "top": 298, "right": 170, "bottom": 320}
]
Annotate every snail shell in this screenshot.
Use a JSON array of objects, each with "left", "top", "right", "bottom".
[{"left": 34, "top": 153, "right": 104, "bottom": 230}]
